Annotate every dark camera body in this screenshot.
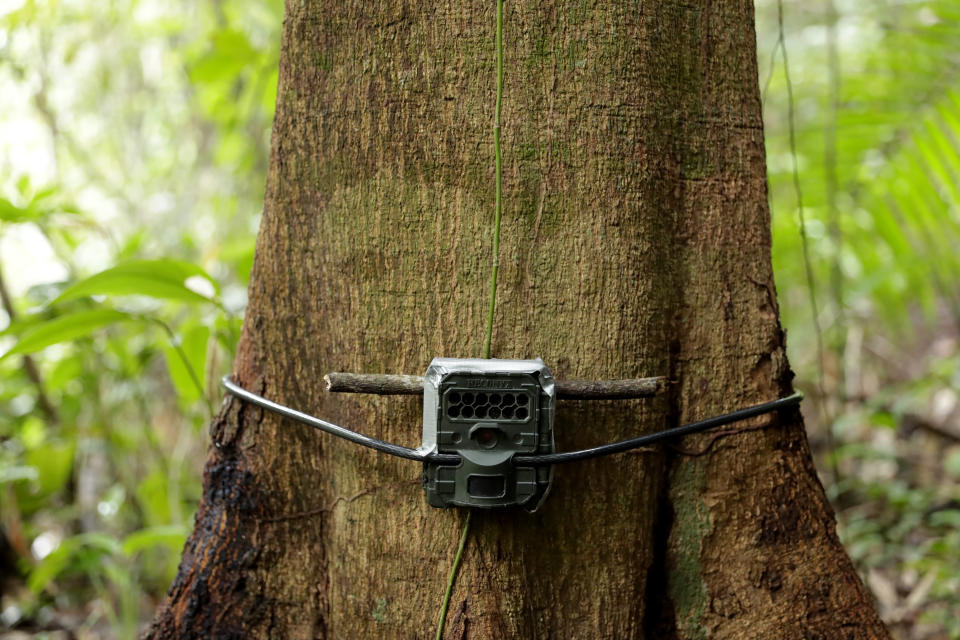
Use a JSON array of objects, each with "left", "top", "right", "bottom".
[{"left": 420, "top": 358, "right": 556, "bottom": 511}]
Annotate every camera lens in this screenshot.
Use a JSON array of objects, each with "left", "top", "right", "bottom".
[{"left": 474, "top": 427, "right": 499, "bottom": 449}]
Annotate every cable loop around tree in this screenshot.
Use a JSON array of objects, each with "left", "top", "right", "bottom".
[{"left": 221, "top": 375, "right": 803, "bottom": 466}]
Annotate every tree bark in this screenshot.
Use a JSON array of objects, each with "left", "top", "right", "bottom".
[{"left": 148, "top": 1, "right": 890, "bottom": 638}]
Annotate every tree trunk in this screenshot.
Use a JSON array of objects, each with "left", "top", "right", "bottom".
[{"left": 148, "top": 1, "right": 889, "bottom": 638}]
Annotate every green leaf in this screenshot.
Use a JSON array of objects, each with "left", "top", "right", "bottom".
[
  {"left": 121, "top": 525, "right": 189, "bottom": 555},
  {"left": 136, "top": 470, "right": 172, "bottom": 526},
  {"left": 28, "top": 533, "right": 122, "bottom": 593},
  {"left": 946, "top": 447, "right": 960, "bottom": 480},
  {"left": 24, "top": 441, "right": 75, "bottom": 497},
  {"left": 0, "top": 312, "right": 51, "bottom": 339},
  {"left": 190, "top": 29, "right": 257, "bottom": 84},
  {"left": 2, "top": 309, "right": 133, "bottom": 359},
  {"left": 15, "top": 175, "right": 31, "bottom": 197},
  {"left": 27, "top": 545, "right": 73, "bottom": 594},
  {"left": 53, "top": 259, "right": 219, "bottom": 305},
  {"left": 0, "top": 189, "right": 77, "bottom": 223},
  {"left": 163, "top": 323, "right": 209, "bottom": 404},
  {"left": 0, "top": 197, "right": 32, "bottom": 222},
  {"left": 929, "top": 509, "right": 960, "bottom": 529}
]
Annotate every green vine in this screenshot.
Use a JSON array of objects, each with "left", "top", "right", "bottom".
[
  {"left": 436, "top": 1, "right": 504, "bottom": 637},
  {"left": 483, "top": 0, "right": 504, "bottom": 361}
]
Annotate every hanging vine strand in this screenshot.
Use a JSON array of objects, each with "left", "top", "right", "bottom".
[
  {"left": 775, "top": 0, "right": 839, "bottom": 484},
  {"left": 483, "top": 0, "right": 505, "bottom": 361},
  {"left": 436, "top": 1, "right": 504, "bottom": 637}
]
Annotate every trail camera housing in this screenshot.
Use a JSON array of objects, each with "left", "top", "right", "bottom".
[{"left": 420, "top": 358, "right": 556, "bottom": 511}]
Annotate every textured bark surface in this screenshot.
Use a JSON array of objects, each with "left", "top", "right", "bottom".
[{"left": 148, "top": 1, "right": 890, "bottom": 638}]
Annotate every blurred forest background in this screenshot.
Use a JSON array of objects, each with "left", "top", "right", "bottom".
[{"left": 0, "top": 0, "right": 958, "bottom": 638}]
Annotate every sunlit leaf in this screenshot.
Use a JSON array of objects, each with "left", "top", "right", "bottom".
[
  {"left": 53, "top": 259, "right": 219, "bottom": 305},
  {"left": 26, "top": 441, "right": 75, "bottom": 496},
  {"left": 190, "top": 29, "right": 257, "bottom": 84},
  {"left": 0, "top": 198, "right": 32, "bottom": 222},
  {"left": 2, "top": 309, "right": 134, "bottom": 359},
  {"left": 28, "top": 533, "right": 123, "bottom": 593},
  {"left": 122, "top": 525, "right": 189, "bottom": 555}
]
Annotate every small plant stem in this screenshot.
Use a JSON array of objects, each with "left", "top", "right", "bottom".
[
  {"left": 435, "top": 510, "right": 472, "bottom": 640},
  {"left": 483, "top": 0, "right": 504, "bottom": 360},
  {"left": 777, "top": 0, "right": 840, "bottom": 484}
]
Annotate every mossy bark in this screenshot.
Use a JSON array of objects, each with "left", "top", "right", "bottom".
[{"left": 148, "top": 1, "right": 890, "bottom": 638}]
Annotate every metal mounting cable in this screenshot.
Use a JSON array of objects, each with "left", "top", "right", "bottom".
[
  {"left": 221, "top": 376, "right": 803, "bottom": 465},
  {"left": 221, "top": 376, "right": 459, "bottom": 464},
  {"left": 513, "top": 391, "right": 803, "bottom": 465}
]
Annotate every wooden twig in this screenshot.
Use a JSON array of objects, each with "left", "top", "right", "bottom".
[
  {"left": 323, "top": 373, "right": 427, "bottom": 396},
  {"left": 324, "top": 372, "right": 667, "bottom": 400},
  {"left": 554, "top": 377, "right": 665, "bottom": 399}
]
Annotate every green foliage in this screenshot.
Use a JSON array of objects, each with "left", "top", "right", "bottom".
[
  {"left": 53, "top": 260, "right": 221, "bottom": 306},
  {"left": 0, "top": 0, "right": 279, "bottom": 633},
  {"left": 28, "top": 533, "right": 123, "bottom": 594},
  {"left": 763, "top": 0, "right": 960, "bottom": 345},
  {"left": 0, "top": 188, "right": 79, "bottom": 223},
  {"left": 20, "top": 438, "right": 75, "bottom": 510},
  {"left": 759, "top": 1, "right": 960, "bottom": 636},
  {"left": 2, "top": 309, "right": 133, "bottom": 359},
  {"left": 163, "top": 321, "right": 211, "bottom": 406}
]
